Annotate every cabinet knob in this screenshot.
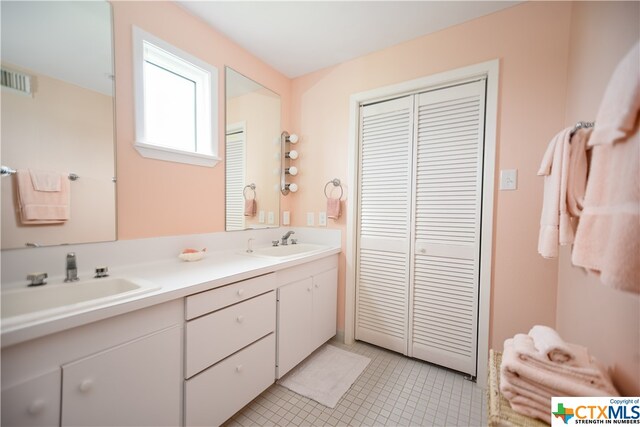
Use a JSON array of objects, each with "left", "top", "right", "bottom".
[
  {"left": 315, "top": 283, "right": 319, "bottom": 288},
  {"left": 420, "top": 248, "right": 426, "bottom": 254},
  {"left": 236, "top": 315, "right": 244, "bottom": 323},
  {"left": 27, "top": 399, "right": 45, "bottom": 415},
  {"left": 307, "top": 286, "right": 312, "bottom": 292},
  {"left": 236, "top": 365, "right": 243, "bottom": 373},
  {"left": 237, "top": 289, "right": 245, "bottom": 297},
  {"left": 79, "top": 379, "right": 94, "bottom": 393}
]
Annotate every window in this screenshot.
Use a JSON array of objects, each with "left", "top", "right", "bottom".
[{"left": 132, "top": 26, "right": 219, "bottom": 167}]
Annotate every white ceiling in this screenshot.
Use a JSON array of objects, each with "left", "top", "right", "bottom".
[{"left": 178, "top": 1, "right": 521, "bottom": 78}]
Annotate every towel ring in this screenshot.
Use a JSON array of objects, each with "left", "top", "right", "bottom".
[
  {"left": 324, "top": 178, "right": 344, "bottom": 200},
  {"left": 243, "top": 183, "right": 256, "bottom": 200}
]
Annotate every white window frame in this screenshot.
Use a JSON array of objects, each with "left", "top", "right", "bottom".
[{"left": 132, "top": 26, "right": 219, "bottom": 167}]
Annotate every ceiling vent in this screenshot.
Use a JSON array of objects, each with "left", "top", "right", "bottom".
[{"left": 1, "top": 67, "right": 33, "bottom": 96}]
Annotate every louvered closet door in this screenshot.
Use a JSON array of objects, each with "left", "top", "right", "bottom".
[
  {"left": 225, "top": 130, "right": 245, "bottom": 231},
  {"left": 411, "top": 80, "right": 486, "bottom": 376},
  {"left": 356, "top": 96, "right": 413, "bottom": 354}
]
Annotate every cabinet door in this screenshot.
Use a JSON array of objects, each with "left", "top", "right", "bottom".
[
  {"left": 61, "top": 326, "right": 182, "bottom": 427},
  {"left": 312, "top": 267, "right": 338, "bottom": 350},
  {"left": 1, "top": 368, "right": 60, "bottom": 427},
  {"left": 276, "top": 277, "right": 313, "bottom": 378}
]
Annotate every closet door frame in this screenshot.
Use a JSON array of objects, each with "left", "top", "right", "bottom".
[{"left": 345, "top": 60, "right": 499, "bottom": 388}]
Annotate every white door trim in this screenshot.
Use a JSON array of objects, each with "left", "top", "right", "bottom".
[{"left": 345, "top": 59, "right": 499, "bottom": 388}]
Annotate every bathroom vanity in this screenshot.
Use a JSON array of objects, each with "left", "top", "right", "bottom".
[{"left": 0, "top": 232, "right": 340, "bottom": 427}]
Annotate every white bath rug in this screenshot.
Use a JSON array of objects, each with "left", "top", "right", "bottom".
[{"left": 277, "top": 344, "right": 370, "bottom": 408}]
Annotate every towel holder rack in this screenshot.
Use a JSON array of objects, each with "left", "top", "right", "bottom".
[
  {"left": 324, "top": 178, "right": 344, "bottom": 200},
  {"left": 570, "top": 121, "right": 594, "bottom": 137},
  {"left": 243, "top": 183, "right": 256, "bottom": 200},
  {"left": 1, "top": 166, "right": 79, "bottom": 181}
]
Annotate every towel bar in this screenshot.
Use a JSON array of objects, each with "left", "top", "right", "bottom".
[{"left": 1, "top": 166, "right": 79, "bottom": 181}]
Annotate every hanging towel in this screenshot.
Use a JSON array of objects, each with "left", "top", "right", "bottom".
[
  {"left": 327, "top": 197, "right": 341, "bottom": 220},
  {"left": 572, "top": 42, "right": 640, "bottom": 293},
  {"left": 244, "top": 198, "right": 256, "bottom": 217},
  {"left": 29, "top": 169, "right": 61, "bottom": 192},
  {"left": 537, "top": 127, "right": 573, "bottom": 258},
  {"left": 566, "top": 127, "right": 591, "bottom": 218},
  {"left": 16, "top": 169, "right": 70, "bottom": 224}
]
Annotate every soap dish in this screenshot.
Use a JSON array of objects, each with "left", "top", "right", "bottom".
[{"left": 179, "top": 248, "right": 206, "bottom": 262}]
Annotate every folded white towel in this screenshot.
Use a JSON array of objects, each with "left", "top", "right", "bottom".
[{"left": 528, "top": 325, "right": 582, "bottom": 365}]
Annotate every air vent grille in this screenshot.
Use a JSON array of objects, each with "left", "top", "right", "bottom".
[{"left": 1, "top": 68, "right": 33, "bottom": 95}]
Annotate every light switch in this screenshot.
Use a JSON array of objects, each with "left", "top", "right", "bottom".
[
  {"left": 267, "top": 211, "right": 275, "bottom": 224},
  {"left": 306, "top": 212, "right": 315, "bottom": 226},
  {"left": 282, "top": 211, "right": 290, "bottom": 226},
  {"left": 500, "top": 169, "right": 517, "bottom": 191},
  {"left": 318, "top": 212, "right": 327, "bottom": 227},
  {"left": 258, "top": 210, "right": 265, "bottom": 223}
]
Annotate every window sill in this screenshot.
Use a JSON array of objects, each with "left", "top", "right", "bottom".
[{"left": 134, "top": 141, "right": 220, "bottom": 167}]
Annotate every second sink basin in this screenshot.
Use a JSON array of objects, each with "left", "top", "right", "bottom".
[
  {"left": 249, "top": 243, "right": 329, "bottom": 259},
  {"left": 1, "top": 277, "right": 160, "bottom": 329}
]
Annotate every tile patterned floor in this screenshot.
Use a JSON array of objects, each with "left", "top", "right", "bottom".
[{"left": 224, "top": 340, "right": 487, "bottom": 426}]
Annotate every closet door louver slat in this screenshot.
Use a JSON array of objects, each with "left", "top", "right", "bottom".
[
  {"left": 225, "top": 131, "right": 245, "bottom": 231},
  {"left": 411, "top": 81, "right": 486, "bottom": 376},
  {"left": 356, "top": 96, "right": 413, "bottom": 355}
]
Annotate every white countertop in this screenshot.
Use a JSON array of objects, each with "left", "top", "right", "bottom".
[{"left": 1, "top": 244, "right": 341, "bottom": 348}]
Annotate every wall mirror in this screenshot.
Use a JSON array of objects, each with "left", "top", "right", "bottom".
[
  {"left": 225, "top": 67, "right": 281, "bottom": 231},
  {"left": 0, "top": 1, "right": 116, "bottom": 250}
]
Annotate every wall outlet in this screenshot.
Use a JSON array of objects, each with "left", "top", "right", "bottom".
[
  {"left": 318, "top": 212, "right": 327, "bottom": 227},
  {"left": 500, "top": 169, "right": 517, "bottom": 191},
  {"left": 258, "top": 210, "right": 265, "bottom": 223},
  {"left": 267, "top": 211, "right": 275, "bottom": 224},
  {"left": 306, "top": 212, "right": 315, "bottom": 226},
  {"left": 282, "top": 211, "right": 290, "bottom": 225}
]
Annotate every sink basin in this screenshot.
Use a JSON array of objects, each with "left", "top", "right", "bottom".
[
  {"left": 1, "top": 277, "right": 160, "bottom": 328},
  {"left": 248, "top": 243, "right": 329, "bottom": 259}
]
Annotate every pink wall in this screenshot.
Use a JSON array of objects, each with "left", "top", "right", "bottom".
[
  {"left": 111, "top": 1, "right": 290, "bottom": 239},
  {"left": 557, "top": 1, "right": 640, "bottom": 396},
  {"left": 289, "top": 1, "right": 574, "bottom": 349}
]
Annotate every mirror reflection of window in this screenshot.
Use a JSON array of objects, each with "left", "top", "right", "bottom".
[{"left": 225, "top": 68, "right": 281, "bottom": 231}]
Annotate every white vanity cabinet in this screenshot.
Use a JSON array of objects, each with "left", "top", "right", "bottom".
[
  {"left": 61, "top": 326, "right": 182, "bottom": 426},
  {"left": 276, "top": 256, "right": 338, "bottom": 379},
  {"left": 1, "top": 300, "right": 183, "bottom": 427},
  {"left": 184, "top": 273, "right": 277, "bottom": 427},
  {"left": 1, "top": 368, "right": 61, "bottom": 427}
]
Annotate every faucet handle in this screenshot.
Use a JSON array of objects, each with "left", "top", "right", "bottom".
[
  {"left": 272, "top": 240, "right": 280, "bottom": 247},
  {"left": 27, "top": 272, "right": 48, "bottom": 287},
  {"left": 291, "top": 239, "right": 298, "bottom": 245},
  {"left": 94, "top": 266, "right": 109, "bottom": 278}
]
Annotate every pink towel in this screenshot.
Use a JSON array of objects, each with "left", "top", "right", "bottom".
[
  {"left": 537, "top": 127, "right": 573, "bottom": 258},
  {"left": 589, "top": 42, "right": 640, "bottom": 147},
  {"left": 16, "top": 169, "right": 69, "bottom": 224},
  {"left": 572, "top": 42, "right": 640, "bottom": 293},
  {"left": 501, "top": 337, "right": 619, "bottom": 397},
  {"left": 244, "top": 199, "right": 256, "bottom": 217},
  {"left": 29, "top": 169, "right": 61, "bottom": 192},
  {"left": 327, "top": 197, "right": 341, "bottom": 220}
]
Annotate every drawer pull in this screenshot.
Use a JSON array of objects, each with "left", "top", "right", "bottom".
[
  {"left": 237, "top": 289, "right": 245, "bottom": 297},
  {"left": 236, "top": 315, "right": 245, "bottom": 323},
  {"left": 27, "top": 399, "right": 45, "bottom": 415},
  {"left": 236, "top": 365, "right": 243, "bottom": 373},
  {"left": 307, "top": 286, "right": 312, "bottom": 292},
  {"left": 315, "top": 283, "right": 319, "bottom": 288},
  {"left": 79, "top": 379, "right": 94, "bottom": 393}
]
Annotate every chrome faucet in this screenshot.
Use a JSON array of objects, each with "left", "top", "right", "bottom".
[
  {"left": 281, "top": 230, "right": 295, "bottom": 246},
  {"left": 64, "top": 252, "right": 79, "bottom": 282}
]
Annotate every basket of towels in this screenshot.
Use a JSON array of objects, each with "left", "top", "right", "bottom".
[{"left": 499, "top": 325, "right": 619, "bottom": 423}]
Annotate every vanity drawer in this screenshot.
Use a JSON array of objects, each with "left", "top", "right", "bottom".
[
  {"left": 185, "top": 291, "right": 275, "bottom": 378},
  {"left": 184, "top": 333, "right": 275, "bottom": 427},
  {"left": 185, "top": 273, "right": 276, "bottom": 320}
]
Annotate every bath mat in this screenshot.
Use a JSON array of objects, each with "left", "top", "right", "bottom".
[{"left": 277, "top": 344, "right": 370, "bottom": 408}]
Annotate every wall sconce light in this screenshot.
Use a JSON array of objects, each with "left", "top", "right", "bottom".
[{"left": 281, "top": 131, "right": 299, "bottom": 195}]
